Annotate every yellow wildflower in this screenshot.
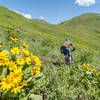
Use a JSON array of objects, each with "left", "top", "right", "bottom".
[
  {"left": 25, "top": 57, "right": 31, "bottom": 65},
  {"left": 0, "top": 45, "right": 2, "bottom": 48},
  {"left": 35, "top": 60, "right": 42, "bottom": 66},
  {"left": 34, "top": 57, "right": 42, "bottom": 66},
  {"left": 32, "top": 55, "right": 38, "bottom": 59},
  {"left": 92, "top": 68, "right": 96, "bottom": 72},
  {"left": 13, "top": 67, "right": 22, "bottom": 74},
  {"left": 0, "top": 51, "right": 9, "bottom": 66},
  {"left": 31, "top": 55, "right": 42, "bottom": 66},
  {"left": 31, "top": 67, "right": 36, "bottom": 75},
  {"left": 90, "top": 68, "right": 96, "bottom": 72},
  {"left": 11, "top": 47, "right": 20, "bottom": 55},
  {"left": 11, "top": 84, "right": 22, "bottom": 94},
  {"left": 23, "top": 42, "right": 29, "bottom": 48},
  {"left": 31, "top": 67, "right": 40, "bottom": 75},
  {"left": 93, "top": 66, "right": 96, "bottom": 69},
  {"left": 10, "top": 68, "right": 23, "bottom": 83},
  {"left": 86, "top": 66, "right": 90, "bottom": 70},
  {"left": 30, "top": 53, "right": 35, "bottom": 60},
  {"left": 82, "top": 64, "right": 86, "bottom": 67},
  {"left": 96, "top": 73, "right": 99, "bottom": 76},
  {"left": 0, "top": 76, "right": 14, "bottom": 91},
  {"left": 22, "top": 80, "right": 28, "bottom": 87},
  {"left": 10, "top": 73, "right": 22, "bottom": 84},
  {"left": 8, "top": 61, "right": 17, "bottom": 71},
  {"left": 22, "top": 48, "right": 30, "bottom": 56},
  {"left": 17, "top": 57, "right": 25, "bottom": 65},
  {"left": 87, "top": 64, "right": 90, "bottom": 67},
  {"left": 95, "top": 66, "right": 99, "bottom": 69},
  {"left": 35, "top": 67, "right": 40, "bottom": 75},
  {"left": 10, "top": 37, "right": 18, "bottom": 43}
]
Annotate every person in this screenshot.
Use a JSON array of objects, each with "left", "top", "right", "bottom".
[{"left": 61, "top": 38, "right": 76, "bottom": 64}]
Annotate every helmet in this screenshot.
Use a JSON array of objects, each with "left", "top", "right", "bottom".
[{"left": 66, "top": 38, "right": 70, "bottom": 41}]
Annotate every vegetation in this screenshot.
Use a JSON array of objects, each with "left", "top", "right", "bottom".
[{"left": 0, "top": 5, "right": 100, "bottom": 100}]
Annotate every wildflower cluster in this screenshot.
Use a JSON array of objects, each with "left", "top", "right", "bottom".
[
  {"left": 30, "top": 53, "right": 42, "bottom": 74},
  {"left": 82, "top": 64, "right": 99, "bottom": 76},
  {"left": 33, "top": 30, "right": 56, "bottom": 39},
  {"left": 0, "top": 38, "right": 42, "bottom": 94},
  {"left": 0, "top": 68, "right": 25, "bottom": 93},
  {"left": 31, "top": 67, "right": 40, "bottom": 75}
]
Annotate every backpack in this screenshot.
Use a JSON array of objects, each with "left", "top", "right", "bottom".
[{"left": 60, "top": 46, "right": 66, "bottom": 54}]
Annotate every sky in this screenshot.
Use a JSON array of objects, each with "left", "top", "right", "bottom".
[{"left": 0, "top": 0, "right": 100, "bottom": 24}]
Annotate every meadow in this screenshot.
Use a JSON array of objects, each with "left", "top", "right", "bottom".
[{"left": 0, "top": 5, "right": 100, "bottom": 100}]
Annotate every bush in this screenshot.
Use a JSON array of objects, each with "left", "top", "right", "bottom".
[{"left": 40, "top": 64, "right": 100, "bottom": 100}]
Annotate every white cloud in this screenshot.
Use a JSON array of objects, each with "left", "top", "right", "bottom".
[
  {"left": 9, "top": 8, "right": 32, "bottom": 19},
  {"left": 39, "top": 16, "right": 45, "bottom": 20},
  {"left": 75, "top": 0, "right": 96, "bottom": 6},
  {"left": 14, "top": 10, "right": 20, "bottom": 14},
  {"left": 23, "top": 14, "right": 32, "bottom": 19}
]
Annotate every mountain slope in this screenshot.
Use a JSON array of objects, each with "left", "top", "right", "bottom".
[
  {"left": 0, "top": 5, "right": 100, "bottom": 65},
  {"left": 58, "top": 13, "right": 100, "bottom": 50}
]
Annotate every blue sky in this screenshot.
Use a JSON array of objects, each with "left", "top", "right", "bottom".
[{"left": 0, "top": 0, "right": 100, "bottom": 24}]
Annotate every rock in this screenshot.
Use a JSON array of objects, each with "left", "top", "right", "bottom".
[{"left": 28, "top": 94, "right": 42, "bottom": 100}]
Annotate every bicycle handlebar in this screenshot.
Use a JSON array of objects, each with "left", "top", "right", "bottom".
[{"left": 71, "top": 48, "right": 76, "bottom": 52}]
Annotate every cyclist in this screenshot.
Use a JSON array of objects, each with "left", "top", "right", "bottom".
[{"left": 60, "top": 38, "right": 76, "bottom": 64}]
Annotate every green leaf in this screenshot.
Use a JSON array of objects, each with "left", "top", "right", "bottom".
[
  {"left": 0, "top": 67, "right": 3, "bottom": 75},
  {"left": 0, "top": 67, "right": 7, "bottom": 78}
]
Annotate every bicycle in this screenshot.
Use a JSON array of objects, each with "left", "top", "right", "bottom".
[{"left": 60, "top": 46, "right": 75, "bottom": 66}]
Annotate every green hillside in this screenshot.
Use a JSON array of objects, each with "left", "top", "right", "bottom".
[
  {"left": 0, "top": 5, "right": 100, "bottom": 65},
  {"left": 0, "top": 5, "right": 100, "bottom": 100},
  {"left": 59, "top": 13, "right": 100, "bottom": 50},
  {"left": 58, "top": 13, "right": 100, "bottom": 65}
]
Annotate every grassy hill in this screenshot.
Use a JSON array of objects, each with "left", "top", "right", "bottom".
[
  {"left": 59, "top": 13, "right": 100, "bottom": 49},
  {"left": 0, "top": 5, "right": 100, "bottom": 65},
  {"left": 58, "top": 13, "right": 100, "bottom": 65},
  {"left": 0, "top": 5, "right": 100, "bottom": 99}
]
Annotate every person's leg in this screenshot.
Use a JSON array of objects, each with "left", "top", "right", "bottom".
[
  {"left": 63, "top": 55, "right": 66, "bottom": 65},
  {"left": 69, "top": 56, "right": 71, "bottom": 63},
  {"left": 66, "top": 47, "right": 71, "bottom": 63},
  {"left": 63, "top": 48, "right": 67, "bottom": 65}
]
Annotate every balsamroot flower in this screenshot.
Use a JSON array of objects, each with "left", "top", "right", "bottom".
[
  {"left": 17, "top": 57, "right": 25, "bottom": 65},
  {"left": 10, "top": 37, "right": 18, "bottom": 43},
  {"left": 0, "top": 76, "right": 14, "bottom": 91},
  {"left": 30, "top": 55, "right": 42, "bottom": 66},
  {"left": 22, "top": 48, "right": 30, "bottom": 56},
  {"left": 11, "top": 84, "right": 22, "bottom": 94},
  {"left": 11, "top": 47, "right": 20, "bottom": 55},
  {"left": 8, "top": 61, "right": 17, "bottom": 71},
  {"left": 23, "top": 42, "right": 29, "bottom": 48},
  {"left": 0, "top": 45, "right": 2, "bottom": 48},
  {"left": 31, "top": 67, "right": 40, "bottom": 75},
  {"left": 25, "top": 57, "right": 31, "bottom": 65},
  {"left": 0, "top": 51, "right": 9, "bottom": 66},
  {"left": 22, "top": 80, "right": 28, "bottom": 87}
]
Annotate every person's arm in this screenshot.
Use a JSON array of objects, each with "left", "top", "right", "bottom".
[{"left": 70, "top": 42, "right": 76, "bottom": 51}]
